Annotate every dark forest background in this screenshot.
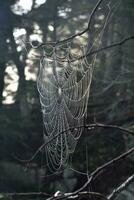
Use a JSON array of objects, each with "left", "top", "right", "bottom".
[{"left": 0, "top": 0, "right": 134, "bottom": 199}]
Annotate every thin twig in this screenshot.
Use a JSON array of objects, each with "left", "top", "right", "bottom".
[
  {"left": 3, "top": 192, "right": 51, "bottom": 198},
  {"left": 38, "top": 35, "right": 134, "bottom": 62},
  {"left": 32, "top": 0, "right": 104, "bottom": 48},
  {"left": 78, "top": 191, "right": 108, "bottom": 200},
  {"left": 108, "top": 174, "right": 134, "bottom": 200},
  {"left": 2, "top": 191, "right": 107, "bottom": 200},
  {"left": 10, "top": 148, "right": 134, "bottom": 200},
  {"left": 74, "top": 35, "right": 134, "bottom": 62},
  {"left": 21, "top": 123, "right": 134, "bottom": 163},
  {"left": 57, "top": 147, "right": 134, "bottom": 200},
  {"left": 65, "top": 191, "right": 108, "bottom": 200},
  {"left": 45, "top": 147, "right": 134, "bottom": 200}
]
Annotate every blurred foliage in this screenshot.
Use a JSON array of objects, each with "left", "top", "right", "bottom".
[{"left": 0, "top": 0, "right": 134, "bottom": 198}]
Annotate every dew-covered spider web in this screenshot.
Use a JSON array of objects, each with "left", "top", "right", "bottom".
[
  {"left": 36, "top": 0, "right": 117, "bottom": 172},
  {"left": 37, "top": 42, "right": 95, "bottom": 171}
]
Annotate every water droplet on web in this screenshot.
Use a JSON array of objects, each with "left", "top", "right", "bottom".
[{"left": 58, "top": 87, "right": 62, "bottom": 95}]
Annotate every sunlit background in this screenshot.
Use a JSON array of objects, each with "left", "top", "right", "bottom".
[
  {"left": 0, "top": 0, "right": 134, "bottom": 197},
  {"left": 3, "top": 0, "right": 47, "bottom": 104}
]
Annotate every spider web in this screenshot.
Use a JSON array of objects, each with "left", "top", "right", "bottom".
[
  {"left": 37, "top": 43, "right": 95, "bottom": 171},
  {"left": 36, "top": 0, "right": 117, "bottom": 172}
]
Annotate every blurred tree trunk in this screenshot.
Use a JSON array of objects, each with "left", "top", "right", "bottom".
[
  {"left": 0, "top": 1, "right": 11, "bottom": 106},
  {"left": 9, "top": 31, "right": 30, "bottom": 121}
]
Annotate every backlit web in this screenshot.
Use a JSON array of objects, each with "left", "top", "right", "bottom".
[
  {"left": 36, "top": 0, "right": 116, "bottom": 171},
  {"left": 37, "top": 42, "right": 95, "bottom": 171}
]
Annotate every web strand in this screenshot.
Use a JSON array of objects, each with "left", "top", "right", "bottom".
[{"left": 36, "top": 0, "right": 116, "bottom": 172}]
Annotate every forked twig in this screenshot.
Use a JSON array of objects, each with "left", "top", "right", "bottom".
[
  {"left": 31, "top": 0, "right": 104, "bottom": 47},
  {"left": 34, "top": 35, "right": 134, "bottom": 62},
  {"left": 2, "top": 166, "right": 134, "bottom": 200},
  {"left": 44, "top": 147, "right": 134, "bottom": 200}
]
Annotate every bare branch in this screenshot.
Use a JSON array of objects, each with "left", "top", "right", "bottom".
[
  {"left": 108, "top": 174, "right": 134, "bottom": 200},
  {"left": 48, "top": 191, "right": 108, "bottom": 200},
  {"left": 57, "top": 147, "right": 134, "bottom": 200},
  {"left": 16, "top": 126, "right": 134, "bottom": 199},
  {"left": 2, "top": 192, "right": 51, "bottom": 199},
  {"left": 35, "top": 35, "right": 134, "bottom": 62},
  {"left": 32, "top": 0, "right": 104, "bottom": 47},
  {"left": 1, "top": 191, "right": 107, "bottom": 200},
  {"left": 5, "top": 149, "right": 134, "bottom": 200},
  {"left": 74, "top": 35, "right": 134, "bottom": 62},
  {"left": 22, "top": 123, "right": 134, "bottom": 163}
]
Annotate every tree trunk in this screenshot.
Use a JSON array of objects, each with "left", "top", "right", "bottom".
[{"left": 9, "top": 30, "right": 30, "bottom": 121}]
